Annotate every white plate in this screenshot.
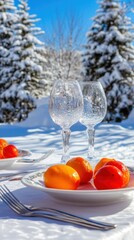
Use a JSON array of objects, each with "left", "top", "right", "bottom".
[
  {"left": 21, "top": 169, "right": 134, "bottom": 206},
  {"left": 0, "top": 149, "right": 31, "bottom": 169}
]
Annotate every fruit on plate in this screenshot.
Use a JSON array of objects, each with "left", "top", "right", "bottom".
[
  {"left": 93, "top": 165, "right": 124, "bottom": 190},
  {"left": 105, "top": 160, "right": 130, "bottom": 187},
  {"left": 66, "top": 156, "right": 93, "bottom": 184},
  {"left": 43, "top": 164, "right": 80, "bottom": 190},
  {"left": 2, "top": 144, "right": 19, "bottom": 159},
  {"left": 0, "top": 148, "right": 4, "bottom": 159},
  {"left": 0, "top": 138, "right": 19, "bottom": 159},
  {"left": 43, "top": 157, "right": 130, "bottom": 191},
  {"left": 94, "top": 157, "right": 116, "bottom": 175},
  {"left": 0, "top": 138, "right": 8, "bottom": 149}
]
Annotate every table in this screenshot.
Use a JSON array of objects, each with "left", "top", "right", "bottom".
[
  {"left": 1, "top": 154, "right": 134, "bottom": 240},
  {"left": 0, "top": 124, "right": 134, "bottom": 240}
]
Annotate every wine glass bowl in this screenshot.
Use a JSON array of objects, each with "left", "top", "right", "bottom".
[
  {"left": 49, "top": 80, "right": 83, "bottom": 163},
  {"left": 80, "top": 81, "right": 107, "bottom": 162},
  {"left": 49, "top": 81, "right": 83, "bottom": 129}
]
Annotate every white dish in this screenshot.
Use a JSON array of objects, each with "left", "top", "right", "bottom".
[
  {"left": 0, "top": 149, "right": 31, "bottom": 169},
  {"left": 21, "top": 169, "right": 134, "bottom": 206}
]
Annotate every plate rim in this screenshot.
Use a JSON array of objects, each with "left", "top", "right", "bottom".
[{"left": 21, "top": 169, "right": 134, "bottom": 195}]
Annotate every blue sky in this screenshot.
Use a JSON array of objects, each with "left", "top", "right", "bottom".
[{"left": 14, "top": 0, "right": 98, "bottom": 42}]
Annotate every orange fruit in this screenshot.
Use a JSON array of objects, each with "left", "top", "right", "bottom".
[
  {"left": 93, "top": 165, "right": 124, "bottom": 190},
  {"left": 0, "top": 148, "right": 4, "bottom": 159},
  {"left": 3, "top": 144, "right": 19, "bottom": 158},
  {"left": 105, "top": 160, "right": 130, "bottom": 187},
  {"left": 43, "top": 164, "right": 80, "bottom": 190},
  {"left": 66, "top": 157, "right": 93, "bottom": 184},
  {"left": 94, "top": 157, "right": 116, "bottom": 175},
  {"left": 0, "top": 138, "right": 8, "bottom": 149}
]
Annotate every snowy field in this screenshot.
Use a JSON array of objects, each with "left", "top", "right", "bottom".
[{"left": 0, "top": 97, "right": 134, "bottom": 167}]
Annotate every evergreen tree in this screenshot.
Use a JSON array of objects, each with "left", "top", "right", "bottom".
[
  {"left": 0, "top": 0, "right": 48, "bottom": 123},
  {"left": 13, "top": 0, "right": 48, "bottom": 98},
  {"left": 0, "top": 0, "right": 18, "bottom": 122},
  {"left": 83, "top": 0, "right": 134, "bottom": 122},
  {"left": 0, "top": 0, "right": 16, "bottom": 94}
]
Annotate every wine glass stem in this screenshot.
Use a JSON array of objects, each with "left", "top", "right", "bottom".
[
  {"left": 87, "top": 126, "right": 95, "bottom": 160},
  {"left": 61, "top": 128, "right": 71, "bottom": 163}
]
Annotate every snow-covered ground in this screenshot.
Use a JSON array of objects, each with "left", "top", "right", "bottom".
[{"left": 0, "top": 97, "right": 134, "bottom": 166}]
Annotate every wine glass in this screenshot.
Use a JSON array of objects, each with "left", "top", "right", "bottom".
[
  {"left": 79, "top": 81, "right": 107, "bottom": 163},
  {"left": 49, "top": 80, "right": 83, "bottom": 163}
]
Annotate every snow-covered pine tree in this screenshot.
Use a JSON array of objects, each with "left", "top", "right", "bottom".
[
  {"left": 0, "top": 0, "right": 48, "bottom": 123},
  {"left": 13, "top": 0, "right": 49, "bottom": 98},
  {"left": 82, "top": 0, "right": 134, "bottom": 122},
  {"left": 0, "top": 0, "right": 16, "bottom": 95},
  {"left": 0, "top": 0, "right": 16, "bottom": 49}
]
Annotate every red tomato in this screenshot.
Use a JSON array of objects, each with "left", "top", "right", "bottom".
[
  {"left": 3, "top": 144, "right": 19, "bottom": 158},
  {"left": 94, "top": 157, "right": 116, "bottom": 175},
  {"left": 105, "top": 160, "right": 130, "bottom": 187},
  {"left": 93, "top": 165, "right": 124, "bottom": 190}
]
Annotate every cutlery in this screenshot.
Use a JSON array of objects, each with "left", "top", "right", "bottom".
[
  {"left": 19, "top": 149, "right": 55, "bottom": 163},
  {"left": 0, "top": 172, "right": 32, "bottom": 182},
  {"left": 0, "top": 149, "right": 55, "bottom": 182},
  {"left": 0, "top": 185, "right": 116, "bottom": 230}
]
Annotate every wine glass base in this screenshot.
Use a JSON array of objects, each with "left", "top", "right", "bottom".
[{"left": 61, "top": 154, "right": 71, "bottom": 164}]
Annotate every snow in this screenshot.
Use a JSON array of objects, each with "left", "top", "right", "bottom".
[
  {"left": 0, "top": 97, "right": 133, "bottom": 165},
  {"left": 0, "top": 0, "right": 133, "bottom": 165}
]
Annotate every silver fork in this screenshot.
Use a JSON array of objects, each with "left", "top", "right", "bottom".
[
  {"left": 0, "top": 185, "right": 116, "bottom": 230},
  {"left": 19, "top": 149, "right": 54, "bottom": 163}
]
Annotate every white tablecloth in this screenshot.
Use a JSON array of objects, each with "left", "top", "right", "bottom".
[{"left": 1, "top": 153, "right": 134, "bottom": 240}]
